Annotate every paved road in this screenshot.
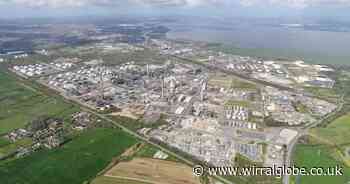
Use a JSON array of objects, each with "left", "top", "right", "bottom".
[
  {"left": 283, "top": 94, "right": 345, "bottom": 184},
  {"left": 306, "top": 94, "right": 345, "bottom": 129},
  {"left": 8, "top": 59, "right": 345, "bottom": 184},
  {"left": 170, "top": 53, "right": 346, "bottom": 184},
  {"left": 66, "top": 97, "right": 235, "bottom": 184},
  {"left": 170, "top": 55, "right": 297, "bottom": 92},
  {"left": 9, "top": 69, "right": 234, "bottom": 184},
  {"left": 282, "top": 129, "right": 307, "bottom": 184}
]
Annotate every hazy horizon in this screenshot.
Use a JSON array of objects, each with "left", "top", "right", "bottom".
[{"left": 0, "top": 0, "right": 350, "bottom": 21}]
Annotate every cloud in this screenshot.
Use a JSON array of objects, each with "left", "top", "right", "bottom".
[
  {"left": 132, "top": 0, "right": 228, "bottom": 7},
  {"left": 1, "top": 0, "right": 124, "bottom": 8},
  {"left": 11, "top": 0, "right": 86, "bottom": 8},
  {"left": 1, "top": 0, "right": 350, "bottom": 8},
  {"left": 0, "top": 0, "right": 229, "bottom": 8}
]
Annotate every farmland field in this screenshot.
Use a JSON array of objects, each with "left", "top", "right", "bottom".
[
  {"left": 0, "top": 137, "right": 10, "bottom": 147},
  {"left": 133, "top": 144, "right": 179, "bottom": 162},
  {"left": 291, "top": 144, "right": 350, "bottom": 184},
  {"left": 104, "top": 158, "right": 201, "bottom": 184},
  {"left": 0, "top": 138, "right": 32, "bottom": 158},
  {"left": 92, "top": 176, "right": 150, "bottom": 184},
  {"left": 133, "top": 144, "right": 159, "bottom": 158},
  {"left": 0, "top": 69, "right": 78, "bottom": 134},
  {"left": 303, "top": 86, "right": 339, "bottom": 103},
  {"left": 208, "top": 75, "right": 257, "bottom": 90},
  {"left": 0, "top": 128, "right": 138, "bottom": 184},
  {"left": 310, "top": 113, "right": 350, "bottom": 146}
]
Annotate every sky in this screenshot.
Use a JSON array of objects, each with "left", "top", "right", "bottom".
[{"left": 0, "top": 0, "right": 350, "bottom": 20}]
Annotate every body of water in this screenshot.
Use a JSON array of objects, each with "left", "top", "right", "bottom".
[{"left": 166, "top": 21, "right": 350, "bottom": 65}]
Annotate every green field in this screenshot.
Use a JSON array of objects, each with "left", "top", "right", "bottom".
[
  {"left": 110, "top": 114, "right": 167, "bottom": 132},
  {"left": 303, "top": 86, "right": 340, "bottom": 103},
  {"left": 292, "top": 144, "right": 350, "bottom": 184},
  {"left": 225, "top": 154, "right": 281, "bottom": 184},
  {"left": 304, "top": 86, "right": 339, "bottom": 99},
  {"left": 0, "top": 137, "right": 12, "bottom": 157},
  {"left": 0, "top": 137, "right": 10, "bottom": 147},
  {"left": 311, "top": 113, "right": 350, "bottom": 146},
  {"left": 208, "top": 75, "right": 257, "bottom": 90},
  {"left": 0, "top": 128, "right": 137, "bottom": 184},
  {"left": 0, "top": 70, "right": 78, "bottom": 134},
  {"left": 133, "top": 144, "right": 178, "bottom": 162},
  {"left": 133, "top": 144, "right": 159, "bottom": 158},
  {"left": 225, "top": 100, "right": 251, "bottom": 108},
  {"left": 0, "top": 138, "right": 33, "bottom": 157}
]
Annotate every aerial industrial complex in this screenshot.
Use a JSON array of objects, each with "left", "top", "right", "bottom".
[{"left": 7, "top": 38, "right": 339, "bottom": 171}]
